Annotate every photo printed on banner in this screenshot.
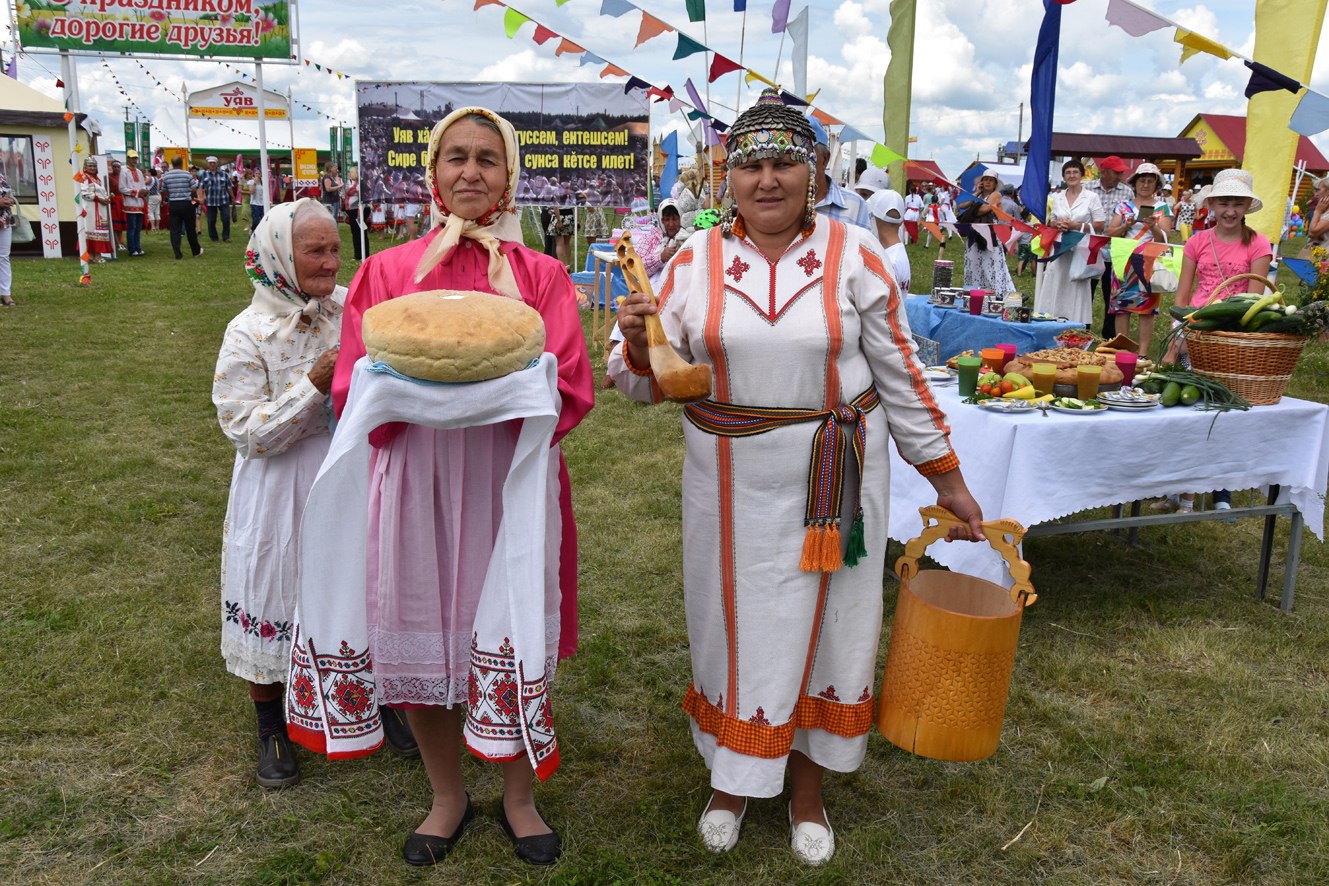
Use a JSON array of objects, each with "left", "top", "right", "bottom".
[{"left": 357, "top": 81, "right": 649, "bottom": 209}]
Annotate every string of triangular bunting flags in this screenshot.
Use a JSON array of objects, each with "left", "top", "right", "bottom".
[
  {"left": 132, "top": 58, "right": 292, "bottom": 150},
  {"left": 469, "top": 0, "right": 911, "bottom": 169},
  {"left": 221, "top": 63, "right": 350, "bottom": 126},
  {"left": 1104, "top": 0, "right": 1329, "bottom": 136}
]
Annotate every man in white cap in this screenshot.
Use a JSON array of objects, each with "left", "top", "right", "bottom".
[
  {"left": 866, "top": 189, "right": 911, "bottom": 291},
  {"left": 198, "top": 155, "right": 233, "bottom": 244},
  {"left": 807, "top": 117, "right": 871, "bottom": 229},
  {"left": 119, "top": 150, "right": 149, "bottom": 256},
  {"left": 854, "top": 166, "right": 891, "bottom": 203}
]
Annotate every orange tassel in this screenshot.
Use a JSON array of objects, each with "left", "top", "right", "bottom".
[
  {"left": 821, "top": 524, "right": 843, "bottom": 572},
  {"left": 800, "top": 525, "right": 824, "bottom": 572}
]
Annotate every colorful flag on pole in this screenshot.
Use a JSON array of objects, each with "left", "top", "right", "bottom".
[
  {"left": 636, "top": 13, "right": 672, "bottom": 47},
  {"left": 1021, "top": 0, "right": 1062, "bottom": 224},
  {"left": 1174, "top": 28, "right": 1232, "bottom": 64},
  {"left": 685, "top": 0, "right": 706, "bottom": 23},
  {"left": 771, "top": 0, "right": 791, "bottom": 33},
  {"left": 788, "top": 6, "right": 809, "bottom": 99},
  {"left": 674, "top": 34, "right": 707, "bottom": 60},
  {"left": 502, "top": 9, "right": 531, "bottom": 38},
  {"left": 884, "top": 0, "right": 916, "bottom": 194},
  {"left": 708, "top": 54, "right": 744, "bottom": 82},
  {"left": 660, "top": 130, "right": 681, "bottom": 197},
  {"left": 1104, "top": 0, "right": 1168, "bottom": 37},
  {"left": 1290, "top": 89, "right": 1329, "bottom": 137},
  {"left": 1245, "top": 0, "right": 1329, "bottom": 241},
  {"left": 1244, "top": 60, "right": 1302, "bottom": 98}
]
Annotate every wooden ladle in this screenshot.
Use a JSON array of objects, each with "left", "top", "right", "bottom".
[{"left": 614, "top": 232, "right": 713, "bottom": 403}]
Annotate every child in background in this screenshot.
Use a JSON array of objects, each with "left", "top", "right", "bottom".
[{"left": 866, "top": 190, "right": 912, "bottom": 292}]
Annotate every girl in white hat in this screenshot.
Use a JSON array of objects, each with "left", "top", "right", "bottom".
[{"left": 1158, "top": 168, "right": 1271, "bottom": 513}]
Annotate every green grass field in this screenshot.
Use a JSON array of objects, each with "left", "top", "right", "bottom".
[{"left": 2, "top": 223, "right": 1328, "bottom": 885}]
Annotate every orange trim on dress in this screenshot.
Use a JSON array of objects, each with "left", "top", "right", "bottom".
[
  {"left": 683, "top": 684, "right": 874, "bottom": 759},
  {"left": 799, "top": 572, "right": 832, "bottom": 698},
  {"left": 819, "top": 221, "right": 847, "bottom": 409},
  {"left": 871, "top": 244, "right": 951, "bottom": 435}
]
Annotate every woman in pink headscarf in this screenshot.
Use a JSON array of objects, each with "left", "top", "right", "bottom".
[{"left": 326, "top": 107, "right": 593, "bottom": 868}]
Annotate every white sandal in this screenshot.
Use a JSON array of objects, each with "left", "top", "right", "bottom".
[
  {"left": 697, "top": 797, "right": 747, "bottom": 853},
  {"left": 789, "top": 804, "right": 835, "bottom": 866}
]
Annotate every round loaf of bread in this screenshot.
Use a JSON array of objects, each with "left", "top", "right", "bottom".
[{"left": 362, "top": 290, "right": 545, "bottom": 382}]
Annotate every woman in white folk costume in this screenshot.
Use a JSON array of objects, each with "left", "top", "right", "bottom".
[
  {"left": 610, "top": 90, "right": 985, "bottom": 866},
  {"left": 289, "top": 108, "right": 593, "bottom": 867},
  {"left": 213, "top": 200, "right": 423, "bottom": 787},
  {"left": 1034, "top": 159, "right": 1106, "bottom": 324}
]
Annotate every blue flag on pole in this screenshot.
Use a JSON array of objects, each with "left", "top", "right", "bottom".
[
  {"left": 659, "top": 131, "right": 680, "bottom": 198},
  {"left": 1021, "top": 0, "right": 1061, "bottom": 224}
]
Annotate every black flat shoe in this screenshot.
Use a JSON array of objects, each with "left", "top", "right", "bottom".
[
  {"left": 255, "top": 731, "right": 299, "bottom": 788},
  {"left": 379, "top": 705, "right": 419, "bottom": 758},
  {"left": 497, "top": 800, "right": 562, "bottom": 866},
  {"left": 402, "top": 796, "right": 474, "bottom": 866}
]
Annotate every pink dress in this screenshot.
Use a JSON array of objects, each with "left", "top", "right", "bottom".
[{"left": 333, "top": 230, "right": 594, "bottom": 706}]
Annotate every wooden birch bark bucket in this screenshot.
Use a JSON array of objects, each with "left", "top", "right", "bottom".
[{"left": 877, "top": 506, "right": 1035, "bottom": 763}]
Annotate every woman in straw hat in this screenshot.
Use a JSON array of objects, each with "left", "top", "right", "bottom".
[
  {"left": 611, "top": 88, "right": 984, "bottom": 867},
  {"left": 958, "top": 171, "right": 1016, "bottom": 295},
  {"left": 1107, "top": 162, "right": 1174, "bottom": 355},
  {"left": 288, "top": 108, "right": 593, "bottom": 868}
]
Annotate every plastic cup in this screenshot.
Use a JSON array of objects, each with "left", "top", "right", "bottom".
[
  {"left": 996, "top": 343, "right": 1017, "bottom": 364},
  {"left": 1114, "top": 351, "right": 1138, "bottom": 386},
  {"left": 968, "top": 289, "right": 985, "bottom": 315},
  {"left": 957, "top": 356, "right": 983, "bottom": 396},
  {"left": 980, "top": 347, "right": 1006, "bottom": 373},
  {"left": 1076, "top": 364, "right": 1102, "bottom": 400},
  {"left": 1031, "top": 363, "right": 1057, "bottom": 396}
]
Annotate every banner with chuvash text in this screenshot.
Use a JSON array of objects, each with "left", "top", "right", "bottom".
[
  {"left": 292, "top": 148, "right": 319, "bottom": 188},
  {"left": 12, "top": 0, "right": 296, "bottom": 62},
  {"left": 357, "top": 81, "right": 649, "bottom": 208}
]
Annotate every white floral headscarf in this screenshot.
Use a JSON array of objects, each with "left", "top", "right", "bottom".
[
  {"left": 244, "top": 198, "right": 339, "bottom": 345},
  {"left": 414, "top": 106, "right": 523, "bottom": 296}
]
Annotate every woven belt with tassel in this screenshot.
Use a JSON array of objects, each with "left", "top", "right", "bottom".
[{"left": 684, "top": 386, "right": 880, "bottom": 574}]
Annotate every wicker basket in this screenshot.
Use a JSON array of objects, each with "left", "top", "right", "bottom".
[{"left": 1184, "top": 274, "right": 1309, "bottom": 405}]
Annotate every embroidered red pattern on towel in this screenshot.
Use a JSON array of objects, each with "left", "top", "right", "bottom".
[{"left": 465, "top": 634, "right": 560, "bottom": 778}]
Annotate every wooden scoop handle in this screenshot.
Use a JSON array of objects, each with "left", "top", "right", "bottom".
[{"left": 614, "top": 232, "right": 713, "bottom": 403}]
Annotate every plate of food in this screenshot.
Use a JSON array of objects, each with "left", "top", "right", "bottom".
[
  {"left": 924, "top": 365, "right": 957, "bottom": 383},
  {"left": 976, "top": 398, "right": 1037, "bottom": 413},
  {"left": 1049, "top": 397, "right": 1107, "bottom": 414}
]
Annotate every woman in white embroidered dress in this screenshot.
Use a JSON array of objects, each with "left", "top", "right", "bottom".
[
  {"left": 1034, "top": 159, "right": 1106, "bottom": 324},
  {"left": 610, "top": 90, "right": 985, "bottom": 867},
  {"left": 213, "top": 200, "right": 347, "bottom": 788}
]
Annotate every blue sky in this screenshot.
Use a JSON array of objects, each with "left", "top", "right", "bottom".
[{"left": 5, "top": 0, "right": 1326, "bottom": 179}]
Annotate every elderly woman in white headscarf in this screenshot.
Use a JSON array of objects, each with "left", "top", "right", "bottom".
[
  {"left": 213, "top": 199, "right": 352, "bottom": 789},
  {"left": 317, "top": 107, "right": 593, "bottom": 868}
]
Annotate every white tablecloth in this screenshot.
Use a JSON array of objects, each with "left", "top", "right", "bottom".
[{"left": 888, "top": 386, "right": 1329, "bottom": 584}]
